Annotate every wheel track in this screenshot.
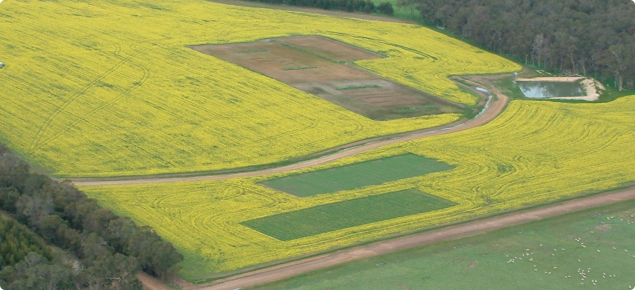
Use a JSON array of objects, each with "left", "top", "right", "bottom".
[
  {"left": 69, "top": 76, "right": 506, "bottom": 186},
  {"left": 184, "top": 185, "right": 635, "bottom": 290},
  {"left": 29, "top": 46, "right": 146, "bottom": 153},
  {"left": 38, "top": 55, "right": 151, "bottom": 148}
]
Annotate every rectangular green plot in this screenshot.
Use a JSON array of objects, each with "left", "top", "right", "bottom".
[
  {"left": 241, "top": 189, "right": 456, "bottom": 241},
  {"left": 260, "top": 154, "right": 454, "bottom": 197}
]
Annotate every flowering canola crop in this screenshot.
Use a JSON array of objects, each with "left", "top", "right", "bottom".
[
  {"left": 83, "top": 96, "right": 635, "bottom": 279},
  {"left": 0, "top": 0, "right": 518, "bottom": 177}
]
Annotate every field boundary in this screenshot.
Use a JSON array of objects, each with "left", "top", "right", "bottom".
[
  {"left": 68, "top": 74, "right": 506, "bottom": 186},
  {"left": 259, "top": 153, "right": 453, "bottom": 197},
  {"left": 241, "top": 189, "right": 456, "bottom": 240},
  {"left": 183, "top": 184, "right": 635, "bottom": 290},
  {"left": 190, "top": 36, "right": 466, "bottom": 120},
  {"left": 204, "top": 0, "right": 416, "bottom": 24}
]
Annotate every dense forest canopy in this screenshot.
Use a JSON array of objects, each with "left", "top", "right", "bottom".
[
  {"left": 246, "top": 0, "right": 635, "bottom": 90},
  {"left": 406, "top": 0, "right": 635, "bottom": 90},
  {"left": 0, "top": 144, "right": 183, "bottom": 289},
  {"left": 0, "top": 218, "right": 51, "bottom": 268}
]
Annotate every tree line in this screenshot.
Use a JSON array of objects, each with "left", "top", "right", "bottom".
[
  {"left": 398, "top": 0, "right": 635, "bottom": 90},
  {"left": 0, "top": 144, "right": 183, "bottom": 289},
  {"left": 246, "top": 0, "right": 395, "bottom": 16}
]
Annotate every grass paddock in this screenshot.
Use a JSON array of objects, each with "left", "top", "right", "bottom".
[
  {"left": 260, "top": 154, "right": 453, "bottom": 197},
  {"left": 254, "top": 199, "right": 635, "bottom": 290},
  {"left": 242, "top": 189, "right": 456, "bottom": 240}
]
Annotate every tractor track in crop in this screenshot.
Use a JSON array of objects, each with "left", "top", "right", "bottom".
[
  {"left": 53, "top": 2, "right": 634, "bottom": 289},
  {"left": 68, "top": 74, "right": 508, "bottom": 186},
  {"left": 181, "top": 185, "right": 635, "bottom": 290}
]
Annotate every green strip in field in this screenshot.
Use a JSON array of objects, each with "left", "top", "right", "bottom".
[
  {"left": 242, "top": 189, "right": 456, "bottom": 241},
  {"left": 336, "top": 84, "right": 381, "bottom": 90},
  {"left": 260, "top": 154, "right": 454, "bottom": 197},
  {"left": 282, "top": 66, "right": 317, "bottom": 71},
  {"left": 235, "top": 49, "right": 269, "bottom": 53},
  {"left": 394, "top": 106, "right": 440, "bottom": 113}
]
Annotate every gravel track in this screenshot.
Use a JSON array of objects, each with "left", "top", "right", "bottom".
[
  {"left": 60, "top": 3, "right": 628, "bottom": 290},
  {"left": 185, "top": 186, "right": 635, "bottom": 290},
  {"left": 70, "top": 79, "right": 504, "bottom": 186}
]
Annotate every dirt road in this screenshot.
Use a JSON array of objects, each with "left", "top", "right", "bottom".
[
  {"left": 185, "top": 186, "right": 635, "bottom": 290},
  {"left": 62, "top": 2, "right": 629, "bottom": 290},
  {"left": 70, "top": 79, "right": 506, "bottom": 186},
  {"left": 206, "top": 0, "right": 416, "bottom": 24},
  {"left": 137, "top": 272, "right": 172, "bottom": 290}
]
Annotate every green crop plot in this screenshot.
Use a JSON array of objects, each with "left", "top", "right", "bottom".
[
  {"left": 241, "top": 189, "right": 456, "bottom": 241},
  {"left": 260, "top": 154, "right": 454, "bottom": 197},
  {"left": 254, "top": 200, "right": 635, "bottom": 290}
]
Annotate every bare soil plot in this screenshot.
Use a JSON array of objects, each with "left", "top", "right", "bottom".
[
  {"left": 275, "top": 36, "right": 383, "bottom": 62},
  {"left": 191, "top": 40, "right": 371, "bottom": 83},
  {"left": 69, "top": 74, "right": 508, "bottom": 187},
  {"left": 190, "top": 36, "right": 465, "bottom": 120}
]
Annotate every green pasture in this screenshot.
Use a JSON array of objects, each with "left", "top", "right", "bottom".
[
  {"left": 260, "top": 154, "right": 453, "bottom": 197},
  {"left": 242, "top": 189, "right": 455, "bottom": 241},
  {"left": 253, "top": 199, "right": 635, "bottom": 289}
]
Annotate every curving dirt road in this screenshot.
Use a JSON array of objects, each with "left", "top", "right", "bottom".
[
  {"left": 70, "top": 78, "right": 507, "bottom": 187},
  {"left": 74, "top": 3, "right": 631, "bottom": 289},
  {"left": 184, "top": 185, "right": 635, "bottom": 290},
  {"left": 137, "top": 272, "right": 172, "bottom": 290}
]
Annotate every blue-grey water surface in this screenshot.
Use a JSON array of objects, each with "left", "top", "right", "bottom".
[{"left": 518, "top": 81, "right": 583, "bottom": 98}]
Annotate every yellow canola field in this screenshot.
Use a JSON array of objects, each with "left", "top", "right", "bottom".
[
  {"left": 0, "top": 0, "right": 519, "bottom": 177},
  {"left": 83, "top": 96, "right": 635, "bottom": 279}
]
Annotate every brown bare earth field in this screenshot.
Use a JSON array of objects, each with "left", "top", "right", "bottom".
[
  {"left": 275, "top": 35, "right": 383, "bottom": 62},
  {"left": 190, "top": 36, "right": 465, "bottom": 120},
  {"left": 70, "top": 75, "right": 499, "bottom": 187},
  {"left": 119, "top": 3, "right": 630, "bottom": 289}
]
